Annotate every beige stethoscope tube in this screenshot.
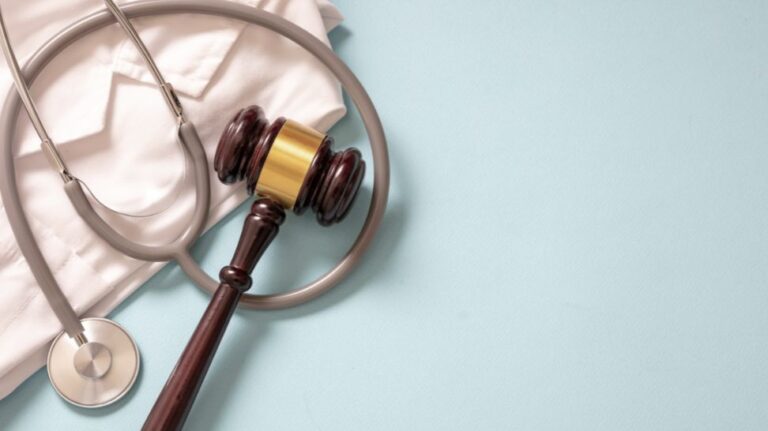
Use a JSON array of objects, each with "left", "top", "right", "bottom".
[{"left": 0, "top": 0, "right": 389, "bottom": 407}]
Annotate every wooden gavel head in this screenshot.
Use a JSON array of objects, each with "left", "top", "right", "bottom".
[{"left": 214, "top": 105, "right": 365, "bottom": 226}]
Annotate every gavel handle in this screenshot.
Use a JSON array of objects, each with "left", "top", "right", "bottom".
[
  {"left": 143, "top": 283, "right": 242, "bottom": 431},
  {"left": 143, "top": 198, "right": 285, "bottom": 431}
]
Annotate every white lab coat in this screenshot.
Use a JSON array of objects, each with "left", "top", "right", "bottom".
[{"left": 0, "top": 0, "right": 345, "bottom": 399}]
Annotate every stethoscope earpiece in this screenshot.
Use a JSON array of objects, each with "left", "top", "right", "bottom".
[{"left": 47, "top": 318, "right": 139, "bottom": 408}]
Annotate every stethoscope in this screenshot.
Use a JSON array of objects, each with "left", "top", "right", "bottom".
[{"left": 0, "top": 0, "right": 389, "bottom": 419}]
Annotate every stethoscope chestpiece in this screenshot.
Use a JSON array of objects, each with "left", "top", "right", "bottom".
[{"left": 47, "top": 318, "right": 139, "bottom": 408}]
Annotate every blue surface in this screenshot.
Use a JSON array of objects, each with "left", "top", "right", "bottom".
[{"left": 3, "top": 0, "right": 768, "bottom": 429}]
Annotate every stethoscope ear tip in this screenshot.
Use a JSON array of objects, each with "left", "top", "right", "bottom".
[{"left": 47, "top": 318, "right": 140, "bottom": 408}]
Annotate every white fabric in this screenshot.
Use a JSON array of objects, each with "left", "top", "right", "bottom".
[{"left": 0, "top": 0, "right": 345, "bottom": 399}]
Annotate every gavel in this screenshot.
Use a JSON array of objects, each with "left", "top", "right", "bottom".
[{"left": 143, "top": 106, "right": 365, "bottom": 431}]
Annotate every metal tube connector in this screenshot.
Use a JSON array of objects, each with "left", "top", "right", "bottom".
[{"left": 103, "top": 0, "right": 187, "bottom": 123}]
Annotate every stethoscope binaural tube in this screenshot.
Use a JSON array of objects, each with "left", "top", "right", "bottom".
[{"left": 64, "top": 0, "right": 212, "bottom": 263}]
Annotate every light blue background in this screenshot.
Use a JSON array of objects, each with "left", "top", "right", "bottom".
[{"left": 3, "top": 0, "right": 768, "bottom": 429}]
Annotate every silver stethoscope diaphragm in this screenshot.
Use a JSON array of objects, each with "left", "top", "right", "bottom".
[{"left": 47, "top": 318, "right": 140, "bottom": 408}]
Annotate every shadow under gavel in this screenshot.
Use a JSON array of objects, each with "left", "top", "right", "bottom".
[{"left": 143, "top": 106, "right": 365, "bottom": 431}]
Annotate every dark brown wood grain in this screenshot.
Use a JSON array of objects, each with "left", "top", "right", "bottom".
[
  {"left": 213, "top": 105, "right": 365, "bottom": 225},
  {"left": 309, "top": 147, "right": 365, "bottom": 226},
  {"left": 142, "top": 199, "right": 285, "bottom": 431}
]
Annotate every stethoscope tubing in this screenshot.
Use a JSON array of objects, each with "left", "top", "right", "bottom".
[
  {"left": 0, "top": 0, "right": 389, "bottom": 323},
  {"left": 64, "top": 122, "right": 211, "bottom": 263}
]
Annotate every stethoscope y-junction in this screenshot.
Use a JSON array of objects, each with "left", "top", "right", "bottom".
[{"left": 0, "top": 0, "right": 389, "bottom": 428}]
